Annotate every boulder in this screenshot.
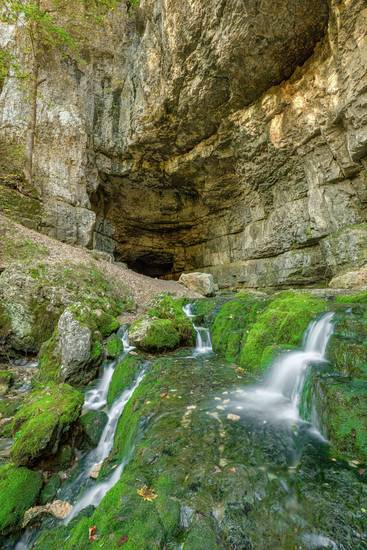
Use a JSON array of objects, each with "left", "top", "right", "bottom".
[
  {"left": 329, "top": 265, "right": 367, "bottom": 290},
  {"left": 11, "top": 383, "right": 83, "bottom": 467},
  {"left": 179, "top": 273, "right": 216, "bottom": 297},
  {"left": 80, "top": 410, "right": 108, "bottom": 447},
  {"left": 129, "top": 317, "right": 180, "bottom": 352},
  {"left": 57, "top": 309, "right": 92, "bottom": 381},
  {"left": 0, "top": 465, "right": 42, "bottom": 536},
  {"left": 22, "top": 500, "right": 72, "bottom": 527}
]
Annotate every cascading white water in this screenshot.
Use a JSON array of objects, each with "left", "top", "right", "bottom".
[
  {"left": 183, "top": 304, "right": 212, "bottom": 354},
  {"left": 65, "top": 369, "right": 145, "bottom": 523},
  {"left": 84, "top": 328, "right": 135, "bottom": 411},
  {"left": 232, "top": 313, "right": 334, "bottom": 427}
]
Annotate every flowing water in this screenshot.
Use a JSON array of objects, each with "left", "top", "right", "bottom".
[
  {"left": 230, "top": 313, "right": 334, "bottom": 431},
  {"left": 14, "top": 330, "right": 145, "bottom": 549},
  {"left": 183, "top": 303, "right": 212, "bottom": 354},
  {"left": 12, "top": 309, "right": 367, "bottom": 549}
]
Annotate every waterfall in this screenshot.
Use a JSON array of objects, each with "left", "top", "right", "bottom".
[
  {"left": 183, "top": 303, "right": 212, "bottom": 354},
  {"left": 84, "top": 328, "right": 134, "bottom": 411},
  {"left": 65, "top": 369, "right": 145, "bottom": 523},
  {"left": 233, "top": 313, "right": 334, "bottom": 428}
]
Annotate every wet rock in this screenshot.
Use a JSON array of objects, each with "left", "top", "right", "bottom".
[
  {"left": 22, "top": 500, "right": 72, "bottom": 527},
  {"left": 11, "top": 383, "right": 83, "bottom": 467},
  {"left": 89, "top": 462, "right": 102, "bottom": 479},
  {"left": 80, "top": 410, "right": 108, "bottom": 447},
  {"left": 39, "top": 473, "right": 62, "bottom": 505},
  {"left": 179, "top": 273, "right": 216, "bottom": 297}
]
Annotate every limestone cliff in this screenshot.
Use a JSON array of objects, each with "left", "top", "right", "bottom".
[{"left": 0, "top": 0, "right": 366, "bottom": 288}]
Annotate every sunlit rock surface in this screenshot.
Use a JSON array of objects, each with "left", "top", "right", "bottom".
[{"left": 0, "top": 0, "right": 366, "bottom": 288}]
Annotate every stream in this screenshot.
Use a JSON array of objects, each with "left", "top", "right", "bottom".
[{"left": 12, "top": 307, "right": 367, "bottom": 549}]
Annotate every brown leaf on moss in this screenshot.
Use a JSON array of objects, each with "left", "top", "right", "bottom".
[
  {"left": 118, "top": 535, "right": 129, "bottom": 545},
  {"left": 137, "top": 485, "right": 158, "bottom": 501},
  {"left": 89, "top": 525, "right": 97, "bottom": 542}
]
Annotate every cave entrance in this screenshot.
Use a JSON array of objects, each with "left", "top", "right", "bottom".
[{"left": 124, "top": 251, "right": 175, "bottom": 278}]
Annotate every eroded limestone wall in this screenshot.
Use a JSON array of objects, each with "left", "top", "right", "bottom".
[{"left": 0, "top": 0, "right": 366, "bottom": 287}]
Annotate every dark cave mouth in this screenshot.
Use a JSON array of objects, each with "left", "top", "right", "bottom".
[{"left": 123, "top": 251, "right": 175, "bottom": 278}]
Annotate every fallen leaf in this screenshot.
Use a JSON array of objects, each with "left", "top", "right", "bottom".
[
  {"left": 118, "top": 535, "right": 129, "bottom": 545},
  {"left": 137, "top": 485, "right": 158, "bottom": 501},
  {"left": 228, "top": 467, "right": 237, "bottom": 473},
  {"left": 160, "top": 392, "right": 168, "bottom": 399},
  {"left": 236, "top": 367, "right": 245, "bottom": 374},
  {"left": 358, "top": 468, "right": 365, "bottom": 475},
  {"left": 89, "top": 525, "right": 97, "bottom": 543}
]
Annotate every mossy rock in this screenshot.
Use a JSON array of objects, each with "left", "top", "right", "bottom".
[
  {"left": 317, "top": 378, "right": 367, "bottom": 463},
  {"left": 211, "top": 292, "right": 267, "bottom": 363},
  {"left": 107, "top": 355, "right": 143, "bottom": 406},
  {"left": 146, "top": 294, "right": 194, "bottom": 345},
  {"left": 239, "top": 291, "right": 327, "bottom": 372},
  {"left": 327, "top": 307, "right": 367, "bottom": 379},
  {"left": 0, "top": 369, "right": 13, "bottom": 395},
  {"left": 39, "top": 473, "right": 61, "bottom": 505},
  {"left": 11, "top": 383, "right": 83, "bottom": 466},
  {"left": 106, "top": 333, "right": 123, "bottom": 358},
  {"left": 0, "top": 464, "right": 42, "bottom": 536},
  {"left": 80, "top": 410, "right": 108, "bottom": 447},
  {"left": 129, "top": 317, "right": 181, "bottom": 353}
]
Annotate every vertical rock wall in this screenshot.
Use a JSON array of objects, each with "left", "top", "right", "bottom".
[{"left": 0, "top": 0, "right": 366, "bottom": 288}]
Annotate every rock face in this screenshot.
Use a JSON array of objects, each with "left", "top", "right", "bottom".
[{"left": 0, "top": 0, "right": 366, "bottom": 288}]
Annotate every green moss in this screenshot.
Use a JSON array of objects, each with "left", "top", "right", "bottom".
[
  {"left": 212, "top": 293, "right": 266, "bottom": 363},
  {"left": 0, "top": 464, "right": 42, "bottom": 535},
  {"left": 320, "top": 379, "right": 367, "bottom": 462},
  {"left": 191, "top": 298, "right": 218, "bottom": 325},
  {"left": 11, "top": 383, "right": 83, "bottom": 466},
  {"left": 39, "top": 473, "right": 61, "bottom": 505},
  {"left": 80, "top": 410, "right": 108, "bottom": 447},
  {"left": 147, "top": 294, "right": 194, "bottom": 345},
  {"left": 239, "top": 291, "right": 326, "bottom": 372},
  {"left": 90, "top": 338, "right": 103, "bottom": 362},
  {"left": 0, "top": 369, "right": 13, "bottom": 395},
  {"left": 38, "top": 333, "right": 60, "bottom": 383},
  {"left": 335, "top": 291, "right": 367, "bottom": 305},
  {"left": 130, "top": 318, "right": 180, "bottom": 353},
  {"left": 327, "top": 307, "right": 367, "bottom": 379},
  {"left": 107, "top": 355, "right": 142, "bottom": 406},
  {"left": 106, "top": 333, "right": 123, "bottom": 358}
]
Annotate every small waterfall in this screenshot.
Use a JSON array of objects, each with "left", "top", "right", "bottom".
[
  {"left": 234, "top": 313, "right": 334, "bottom": 428},
  {"left": 183, "top": 303, "right": 212, "bottom": 354},
  {"left": 65, "top": 369, "right": 145, "bottom": 523},
  {"left": 84, "top": 328, "right": 134, "bottom": 411}
]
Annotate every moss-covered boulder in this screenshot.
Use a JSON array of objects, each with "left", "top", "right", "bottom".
[
  {"left": 39, "top": 473, "right": 61, "bottom": 505},
  {"left": 327, "top": 306, "right": 367, "bottom": 379},
  {"left": 107, "top": 355, "right": 143, "bottom": 406},
  {"left": 212, "top": 292, "right": 267, "bottom": 363},
  {"left": 106, "top": 333, "right": 123, "bottom": 358},
  {"left": 0, "top": 464, "right": 42, "bottom": 536},
  {"left": 129, "top": 295, "right": 194, "bottom": 353},
  {"left": 11, "top": 383, "right": 83, "bottom": 466},
  {"left": 315, "top": 378, "right": 367, "bottom": 463},
  {"left": 80, "top": 410, "right": 108, "bottom": 448},
  {"left": 239, "top": 291, "right": 327, "bottom": 372},
  {"left": 129, "top": 317, "right": 180, "bottom": 353}
]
